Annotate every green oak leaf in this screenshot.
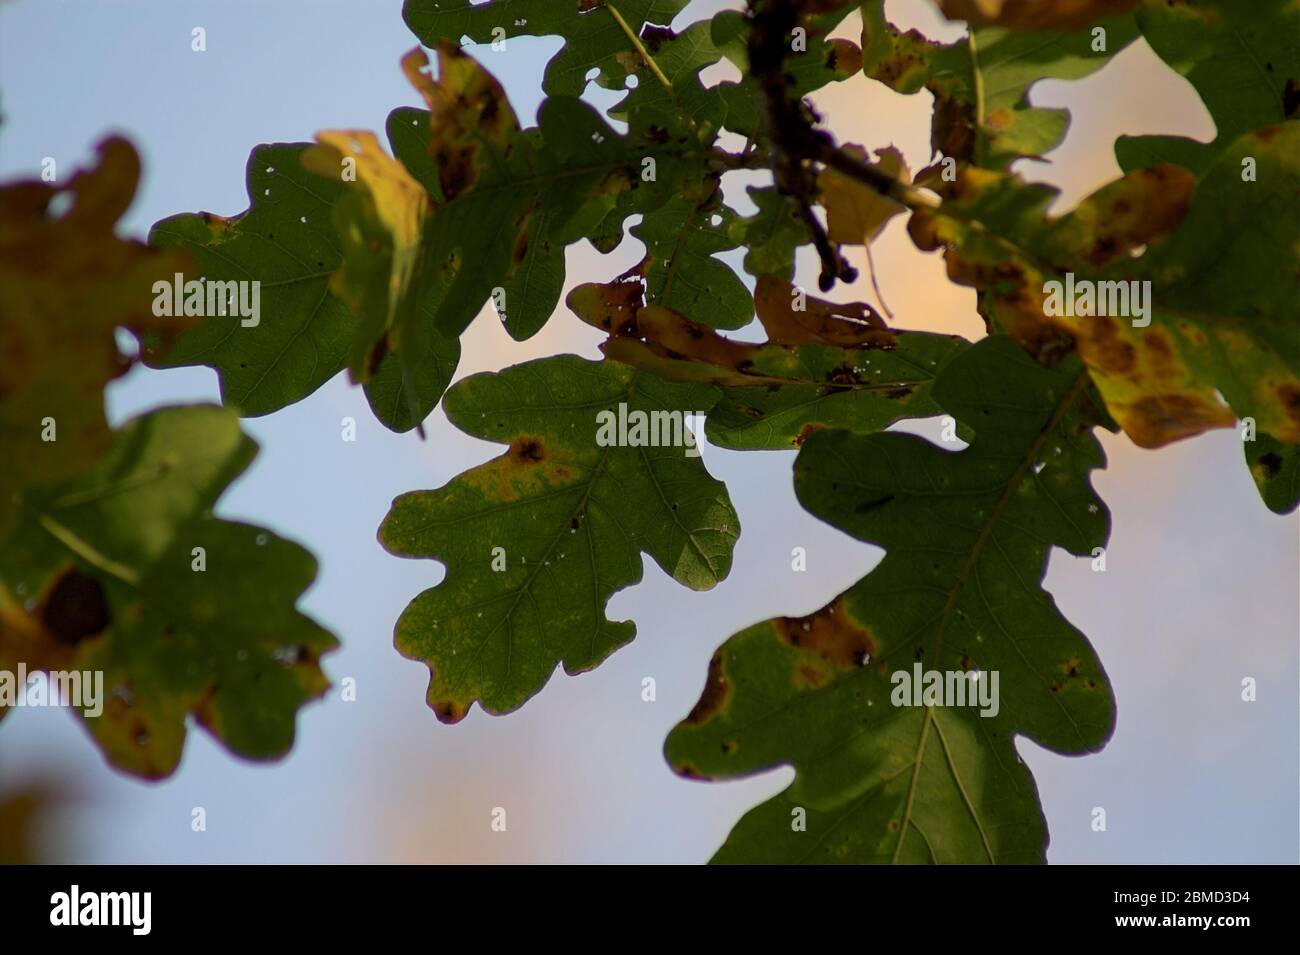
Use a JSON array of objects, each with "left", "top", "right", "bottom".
[
  {"left": 667, "top": 336, "right": 1114, "bottom": 863},
  {"left": 1118, "top": 0, "right": 1300, "bottom": 175},
  {"left": 707, "top": 331, "right": 969, "bottom": 450},
  {"left": 147, "top": 143, "right": 456, "bottom": 432},
  {"left": 379, "top": 356, "right": 738, "bottom": 722},
  {"left": 389, "top": 44, "right": 725, "bottom": 339},
  {"left": 632, "top": 195, "right": 752, "bottom": 331},
  {"left": 386, "top": 104, "right": 562, "bottom": 344},
  {"left": 0, "top": 405, "right": 337, "bottom": 780},
  {"left": 609, "top": 19, "right": 727, "bottom": 144},
  {"left": 148, "top": 145, "right": 354, "bottom": 416},
  {"left": 731, "top": 186, "right": 810, "bottom": 282},
  {"left": 860, "top": 0, "right": 1137, "bottom": 168},
  {"left": 402, "top": 0, "right": 689, "bottom": 96}
]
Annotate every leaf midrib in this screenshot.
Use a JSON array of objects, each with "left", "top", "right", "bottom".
[{"left": 890, "top": 368, "right": 1090, "bottom": 864}]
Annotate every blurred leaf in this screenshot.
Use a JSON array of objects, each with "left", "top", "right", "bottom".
[
  {"left": 380, "top": 356, "right": 737, "bottom": 722},
  {"left": 1118, "top": 0, "right": 1300, "bottom": 174},
  {"left": 0, "top": 783, "right": 59, "bottom": 864},
  {"left": 861, "top": 0, "right": 1137, "bottom": 167},
  {"left": 0, "top": 406, "right": 337, "bottom": 779},
  {"left": 667, "top": 336, "right": 1114, "bottom": 863},
  {"left": 0, "top": 137, "right": 191, "bottom": 539},
  {"left": 933, "top": 0, "right": 1140, "bottom": 31}
]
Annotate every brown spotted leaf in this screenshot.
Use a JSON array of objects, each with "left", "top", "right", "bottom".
[
  {"left": 0, "top": 405, "right": 337, "bottom": 780},
  {"left": 0, "top": 137, "right": 192, "bottom": 539},
  {"left": 667, "top": 336, "right": 1114, "bottom": 863},
  {"left": 569, "top": 278, "right": 969, "bottom": 449},
  {"left": 379, "top": 356, "right": 738, "bottom": 722},
  {"left": 910, "top": 124, "right": 1300, "bottom": 449}
]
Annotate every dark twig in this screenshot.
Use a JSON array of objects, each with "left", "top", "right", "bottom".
[
  {"left": 748, "top": 0, "right": 858, "bottom": 291},
  {"left": 747, "top": 0, "right": 957, "bottom": 294}
]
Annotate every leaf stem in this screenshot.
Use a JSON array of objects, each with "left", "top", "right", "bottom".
[
  {"left": 967, "top": 29, "right": 987, "bottom": 166},
  {"left": 605, "top": 2, "right": 677, "bottom": 99}
]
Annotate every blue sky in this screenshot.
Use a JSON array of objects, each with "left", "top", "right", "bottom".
[{"left": 1, "top": 0, "right": 1296, "bottom": 863}]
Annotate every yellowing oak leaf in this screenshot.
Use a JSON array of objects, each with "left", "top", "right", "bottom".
[
  {"left": 0, "top": 137, "right": 192, "bottom": 539},
  {"left": 911, "top": 125, "right": 1300, "bottom": 448},
  {"left": 819, "top": 145, "right": 911, "bottom": 245},
  {"left": 303, "top": 130, "right": 431, "bottom": 386}
]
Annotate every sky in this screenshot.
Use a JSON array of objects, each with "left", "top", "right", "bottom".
[{"left": 0, "top": 0, "right": 1296, "bottom": 863}]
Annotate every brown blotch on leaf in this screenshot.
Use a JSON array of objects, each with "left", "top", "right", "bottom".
[
  {"left": 1122, "top": 393, "right": 1235, "bottom": 448},
  {"left": 566, "top": 280, "right": 645, "bottom": 336},
  {"left": 511, "top": 229, "right": 529, "bottom": 266},
  {"left": 510, "top": 436, "right": 546, "bottom": 464},
  {"left": 1278, "top": 383, "right": 1300, "bottom": 426},
  {"left": 1258, "top": 451, "right": 1284, "bottom": 479},
  {"left": 776, "top": 599, "right": 875, "bottom": 670},
  {"left": 1078, "top": 316, "right": 1137, "bottom": 376},
  {"left": 794, "top": 422, "right": 826, "bottom": 447},
  {"left": 673, "top": 761, "right": 708, "bottom": 780},
  {"left": 1081, "top": 165, "right": 1194, "bottom": 268},
  {"left": 366, "top": 336, "right": 390, "bottom": 378},
  {"left": 1142, "top": 328, "right": 1175, "bottom": 370},
  {"left": 432, "top": 699, "right": 468, "bottom": 724},
  {"left": 41, "top": 569, "right": 110, "bottom": 646},
  {"left": 798, "top": 662, "right": 830, "bottom": 689},
  {"left": 683, "top": 650, "right": 730, "bottom": 725},
  {"left": 1284, "top": 78, "right": 1300, "bottom": 119}
]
